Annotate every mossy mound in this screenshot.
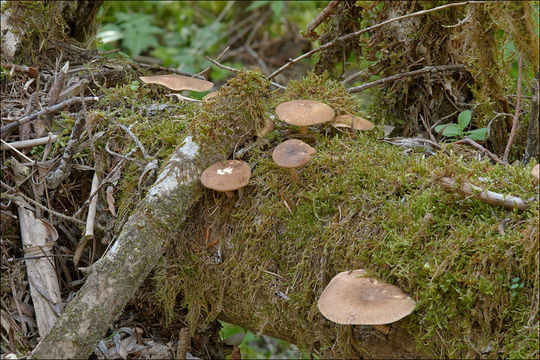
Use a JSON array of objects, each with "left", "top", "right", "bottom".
[{"left": 156, "top": 128, "right": 538, "bottom": 358}]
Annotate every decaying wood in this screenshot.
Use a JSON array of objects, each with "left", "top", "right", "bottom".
[
  {"left": 503, "top": 54, "right": 524, "bottom": 163},
  {"left": 17, "top": 204, "right": 62, "bottom": 339},
  {"left": 30, "top": 133, "right": 229, "bottom": 358},
  {"left": 0, "top": 134, "right": 58, "bottom": 150},
  {"left": 435, "top": 176, "right": 528, "bottom": 211},
  {"left": 84, "top": 172, "right": 99, "bottom": 239}
]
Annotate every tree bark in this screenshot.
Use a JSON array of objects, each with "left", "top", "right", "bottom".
[{"left": 30, "top": 135, "right": 209, "bottom": 358}]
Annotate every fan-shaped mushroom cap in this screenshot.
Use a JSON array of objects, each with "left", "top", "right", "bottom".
[
  {"left": 275, "top": 100, "right": 335, "bottom": 127},
  {"left": 140, "top": 74, "right": 213, "bottom": 92},
  {"left": 272, "top": 139, "right": 316, "bottom": 168},
  {"left": 532, "top": 164, "right": 539, "bottom": 181},
  {"left": 200, "top": 160, "right": 251, "bottom": 192},
  {"left": 332, "top": 114, "right": 374, "bottom": 131},
  {"left": 317, "top": 269, "right": 416, "bottom": 325}
]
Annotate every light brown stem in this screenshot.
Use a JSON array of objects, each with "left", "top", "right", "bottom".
[
  {"left": 299, "top": 126, "right": 309, "bottom": 135},
  {"left": 288, "top": 168, "right": 298, "bottom": 183},
  {"left": 225, "top": 190, "right": 236, "bottom": 198}
]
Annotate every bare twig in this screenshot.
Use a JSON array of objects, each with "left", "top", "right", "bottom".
[
  {"left": 206, "top": 56, "right": 286, "bottom": 90},
  {"left": 1, "top": 96, "right": 98, "bottom": 138},
  {"left": 503, "top": 53, "right": 524, "bottom": 163},
  {"left": 84, "top": 172, "right": 99, "bottom": 239},
  {"left": 455, "top": 137, "right": 509, "bottom": 166},
  {"left": 44, "top": 61, "right": 69, "bottom": 126},
  {"left": 2, "top": 62, "right": 38, "bottom": 77},
  {"left": 176, "top": 327, "right": 190, "bottom": 360},
  {"left": 45, "top": 114, "right": 87, "bottom": 189},
  {"left": 347, "top": 64, "right": 466, "bottom": 93},
  {"left": 435, "top": 176, "right": 528, "bottom": 211},
  {"left": 0, "top": 182, "right": 86, "bottom": 225},
  {"left": 268, "top": 1, "right": 483, "bottom": 80},
  {"left": 1, "top": 134, "right": 58, "bottom": 150},
  {"left": 304, "top": 0, "right": 340, "bottom": 39}
]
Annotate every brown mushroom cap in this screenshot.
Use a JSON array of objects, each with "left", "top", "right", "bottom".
[
  {"left": 532, "top": 164, "right": 539, "bottom": 180},
  {"left": 275, "top": 100, "right": 335, "bottom": 127},
  {"left": 202, "top": 91, "right": 218, "bottom": 102},
  {"left": 332, "top": 114, "right": 374, "bottom": 131},
  {"left": 140, "top": 74, "right": 213, "bottom": 92},
  {"left": 200, "top": 160, "right": 251, "bottom": 192},
  {"left": 272, "top": 139, "right": 316, "bottom": 168},
  {"left": 317, "top": 269, "right": 416, "bottom": 325}
]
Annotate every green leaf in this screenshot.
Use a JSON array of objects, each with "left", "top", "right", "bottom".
[
  {"left": 435, "top": 123, "right": 462, "bottom": 137},
  {"left": 467, "top": 128, "right": 488, "bottom": 141},
  {"left": 457, "top": 110, "right": 472, "bottom": 130}
]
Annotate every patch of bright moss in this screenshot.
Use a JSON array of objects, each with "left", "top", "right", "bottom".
[{"left": 156, "top": 128, "right": 538, "bottom": 358}]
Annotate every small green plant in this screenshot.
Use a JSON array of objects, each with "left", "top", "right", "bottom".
[
  {"left": 510, "top": 277, "right": 525, "bottom": 297},
  {"left": 434, "top": 110, "right": 488, "bottom": 141}
]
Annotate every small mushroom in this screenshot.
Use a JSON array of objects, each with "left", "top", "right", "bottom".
[
  {"left": 531, "top": 164, "right": 539, "bottom": 181},
  {"left": 332, "top": 114, "right": 374, "bottom": 131},
  {"left": 200, "top": 160, "right": 251, "bottom": 198},
  {"left": 275, "top": 100, "right": 335, "bottom": 135},
  {"left": 139, "top": 74, "right": 214, "bottom": 92},
  {"left": 317, "top": 269, "right": 416, "bottom": 325},
  {"left": 202, "top": 91, "right": 218, "bottom": 103},
  {"left": 272, "top": 139, "right": 316, "bottom": 183}
]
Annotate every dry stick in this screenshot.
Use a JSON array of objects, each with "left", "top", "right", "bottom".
[
  {"left": 72, "top": 157, "right": 127, "bottom": 219},
  {"left": 176, "top": 327, "right": 190, "bottom": 360},
  {"left": 455, "top": 137, "right": 509, "bottom": 166},
  {"left": 0, "top": 182, "right": 86, "bottom": 226},
  {"left": 435, "top": 177, "right": 528, "bottom": 211},
  {"left": 503, "top": 53, "right": 524, "bottom": 163},
  {"left": 268, "top": 1, "right": 482, "bottom": 81},
  {"left": 0, "top": 96, "right": 98, "bottom": 138},
  {"left": 1, "top": 62, "right": 38, "bottom": 77},
  {"left": 206, "top": 57, "right": 286, "bottom": 90},
  {"left": 304, "top": 0, "right": 341, "bottom": 39},
  {"left": 84, "top": 172, "right": 99, "bottom": 239},
  {"left": 1, "top": 134, "right": 58, "bottom": 150},
  {"left": 44, "top": 61, "right": 69, "bottom": 126},
  {"left": 347, "top": 64, "right": 466, "bottom": 93}
]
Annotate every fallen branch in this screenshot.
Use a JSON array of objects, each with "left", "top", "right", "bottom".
[
  {"left": 503, "top": 53, "right": 524, "bottom": 163},
  {"left": 17, "top": 204, "right": 62, "bottom": 338},
  {"left": 268, "top": 1, "right": 484, "bottom": 80},
  {"left": 206, "top": 57, "right": 286, "bottom": 90},
  {"left": 304, "top": 0, "right": 340, "bottom": 40},
  {"left": 1, "top": 96, "right": 98, "bottom": 139},
  {"left": 435, "top": 176, "right": 528, "bottom": 211},
  {"left": 0, "top": 134, "right": 58, "bottom": 150},
  {"left": 454, "top": 137, "right": 509, "bottom": 166},
  {"left": 347, "top": 64, "right": 466, "bottom": 93}
]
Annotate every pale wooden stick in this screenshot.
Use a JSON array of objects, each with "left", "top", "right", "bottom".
[
  {"left": 0, "top": 134, "right": 58, "bottom": 150},
  {"left": 84, "top": 172, "right": 99, "bottom": 239},
  {"left": 435, "top": 177, "right": 528, "bottom": 211},
  {"left": 17, "top": 205, "right": 62, "bottom": 338}
]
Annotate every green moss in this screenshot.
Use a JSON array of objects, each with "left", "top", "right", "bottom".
[{"left": 156, "top": 129, "right": 538, "bottom": 358}]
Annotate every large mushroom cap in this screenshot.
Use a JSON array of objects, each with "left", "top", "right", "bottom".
[
  {"left": 532, "top": 164, "right": 539, "bottom": 180},
  {"left": 201, "top": 160, "right": 251, "bottom": 192},
  {"left": 317, "top": 269, "right": 416, "bottom": 325},
  {"left": 332, "top": 114, "right": 374, "bottom": 131},
  {"left": 275, "top": 100, "right": 335, "bottom": 127},
  {"left": 272, "top": 139, "right": 316, "bottom": 168},
  {"left": 140, "top": 74, "right": 213, "bottom": 92}
]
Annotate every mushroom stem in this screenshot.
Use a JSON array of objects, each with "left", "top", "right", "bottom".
[
  {"left": 224, "top": 191, "right": 236, "bottom": 198},
  {"left": 288, "top": 168, "right": 298, "bottom": 183},
  {"left": 299, "top": 126, "right": 309, "bottom": 135}
]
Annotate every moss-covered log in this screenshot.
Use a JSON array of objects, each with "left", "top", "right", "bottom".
[{"left": 30, "top": 71, "right": 274, "bottom": 359}]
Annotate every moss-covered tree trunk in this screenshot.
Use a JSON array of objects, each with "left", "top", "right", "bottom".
[{"left": 1, "top": 1, "right": 103, "bottom": 68}]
